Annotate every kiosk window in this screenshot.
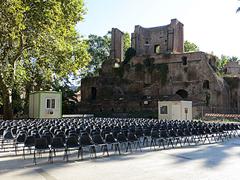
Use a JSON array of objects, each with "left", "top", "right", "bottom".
[{"left": 160, "top": 106, "right": 168, "bottom": 114}]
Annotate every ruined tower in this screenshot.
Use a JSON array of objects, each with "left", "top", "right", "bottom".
[
  {"left": 131, "top": 19, "right": 184, "bottom": 56},
  {"left": 110, "top": 28, "right": 124, "bottom": 62}
]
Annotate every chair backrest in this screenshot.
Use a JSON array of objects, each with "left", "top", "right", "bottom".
[
  {"left": 105, "top": 134, "right": 116, "bottom": 143},
  {"left": 79, "top": 134, "right": 93, "bottom": 146},
  {"left": 41, "top": 135, "right": 52, "bottom": 145},
  {"left": 35, "top": 138, "right": 49, "bottom": 150},
  {"left": 92, "top": 134, "right": 104, "bottom": 145},
  {"left": 151, "top": 130, "right": 159, "bottom": 139},
  {"left": 66, "top": 136, "right": 79, "bottom": 148},
  {"left": 117, "top": 132, "right": 127, "bottom": 142},
  {"left": 159, "top": 130, "right": 168, "bottom": 138},
  {"left": 16, "top": 133, "right": 26, "bottom": 143},
  {"left": 24, "top": 136, "right": 35, "bottom": 146},
  {"left": 127, "top": 132, "right": 137, "bottom": 141},
  {"left": 51, "top": 137, "right": 65, "bottom": 149},
  {"left": 3, "top": 129, "right": 14, "bottom": 140}
]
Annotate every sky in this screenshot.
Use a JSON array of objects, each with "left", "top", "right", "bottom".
[{"left": 76, "top": 0, "right": 240, "bottom": 58}]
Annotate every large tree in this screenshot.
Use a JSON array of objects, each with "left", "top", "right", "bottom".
[
  {"left": 0, "top": 0, "right": 90, "bottom": 119},
  {"left": 82, "top": 32, "right": 131, "bottom": 77},
  {"left": 82, "top": 33, "right": 111, "bottom": 77}
]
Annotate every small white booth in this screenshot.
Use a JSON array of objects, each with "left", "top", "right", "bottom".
[
  {"left": 29, "top": 91, "right": 62, "bottom": 119},
  {"left": 158, "top": 101, "right": 192, "bottom": 120}
]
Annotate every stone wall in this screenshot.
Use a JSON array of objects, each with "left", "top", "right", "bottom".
[
  {"left": 80, "top": 19, "right": 236, "bottom": 118},
  {"left": 131, "top": 19, "right": 184, "bottom": 56}
]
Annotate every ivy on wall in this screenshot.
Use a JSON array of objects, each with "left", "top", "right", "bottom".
[{"left": 155, "top": 63, "right": 169, "bottom": 85}]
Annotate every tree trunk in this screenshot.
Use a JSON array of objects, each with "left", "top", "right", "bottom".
[
  {"left": 23, "top": 84, "right": 31, "bottom": 116},
  {"left": 2, "top": 86, "right": 13, "bottom": 120}
]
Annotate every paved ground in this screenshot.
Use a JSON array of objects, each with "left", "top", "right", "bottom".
[{"left": 1, "top": 138, "right": 240, "bottom": 180}]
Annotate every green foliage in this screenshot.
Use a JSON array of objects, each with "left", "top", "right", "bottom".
[
  {"left": 123, "top": 47, "right": 136, "bottom": 64},
  {"left": 0, "top": 0, "right": 90, "bottom": 119},
  {"left": 52, "top": 79, "right": 78, "bottom": 114},
  {"left": 216, "top": 55, "right": 230, "bottom": 76},
  {"left": 229, "top": 56, "right": 240, "bottom": 62},
  {"left": 184, "top": 40, "right": 199, "bottom": 52},
  {"left": 82, "top": 33, "right": 111, "bottom": 77},
  {"left": 155, "top": 63, "right": 169, "bottom": 85},
  {"left": 216, "top": 55, "right": 240, "bottom": 76},
  {"left": 123, "top": 33, "right": 131, "bottom": 54}
]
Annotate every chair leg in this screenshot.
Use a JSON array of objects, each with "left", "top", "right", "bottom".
[
  {"left": 33, "top": 150, "right": 36, "bottom": 165},
  {"left": 115, "top": 143, "right": 121, "bottom": 155},
  {"left": 78, "top": 147, "right": 82, "bottom": 159}
]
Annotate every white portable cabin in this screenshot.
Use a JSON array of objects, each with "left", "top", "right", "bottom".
[
  {"left": 29, "top": 91, "right": 62, "bottom": 119},
  {"left": 158, "top": 101, "right": 192, "bottom": 120}
]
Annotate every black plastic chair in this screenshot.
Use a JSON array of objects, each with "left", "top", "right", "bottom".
[
  {"left": 33, "top": 137, "right": 52, "bottom": 165},
  {"left": 23, "top": 135, "right": 35, "bottom": 159},
  {"left": 14, "top": 133, "right": 26, "bottom": 155},
  {"left": 79, "top": 133, "right": 96, "bottom": 159},
  {"left": 105, "top": 133, "right": 121, "bottom": 155},
  {"left": 92, "top": 134, "right": 109, "bottom": 157},
  {"left": 126, "top": 132, "right": 141, "bottom": 152},
  {"left": 51, "top": 137, "right": 66, "bottom": 162},
  {"left": 65, "top": 136, "right": 81, "bottom": 161},
  {"left": 117, "top": 132, "right": 128, "bottom": 151}
]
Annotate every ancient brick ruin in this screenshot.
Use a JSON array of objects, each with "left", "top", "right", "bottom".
[{"left": 80, "top": 19, "right": 240, "bottom": 118}]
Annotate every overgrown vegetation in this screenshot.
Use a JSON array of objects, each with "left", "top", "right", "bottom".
[
  {"left": 216, "top": 55, "right": 240, "bottom": 76},
  {"left": 155, "top": 63, "right": 169, "bottom": 85},
  {"left": 123, "top": 47, "right": 136, "bottom": 64},
  {"left": 184, "top": 40, "right": 199, "bottom": 52}
]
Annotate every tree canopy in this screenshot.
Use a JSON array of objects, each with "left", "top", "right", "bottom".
[
  {"left": 82, "top": 32, "right": 131, "bottom": 78},
  {"left": 81, "top": 33, "right": 111, "bottom": 77},
  {"left": 184, "top": 40, "right": 199, "bottom": 52},
  {"left": 216, "top": 55, "right": 240, "bottom": 76},
  {"left": 0, "top": 0, "right": 90, "bottom": 119}
]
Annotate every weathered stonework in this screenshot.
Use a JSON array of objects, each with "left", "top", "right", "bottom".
[
  {"left": 80, "top": 19, "right": 239, "bottom": 118},
  {"left": 110, "top": 28, "right": 124, "bottom": 62},
  {"left": 131, "top": 19, "right": 184, "bottom": 56}
]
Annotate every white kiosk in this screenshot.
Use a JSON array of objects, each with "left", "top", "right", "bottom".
[
  {"left": 29, "top": 91, "right": 62, "bottom": 119},
  {"left": 158, "top": 101, "right": 192, "bottom": 120}
]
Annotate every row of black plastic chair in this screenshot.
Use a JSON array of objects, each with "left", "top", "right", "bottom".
[{"left": 0, "top": 117, "right": 239, "bottom": 164}]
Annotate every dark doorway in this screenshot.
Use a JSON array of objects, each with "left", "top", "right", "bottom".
[
  {"left": 182, "top": 56, "right": 188, "bottom": 65},
  {"left": 203, "top": 80, "right": 210, "bottom": 89},
  {"left": 91, "top": 87, "right": 97, "bottom": 100},
  {"left": 176, "top": 89, "right": 188, "bottom": 99}
]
